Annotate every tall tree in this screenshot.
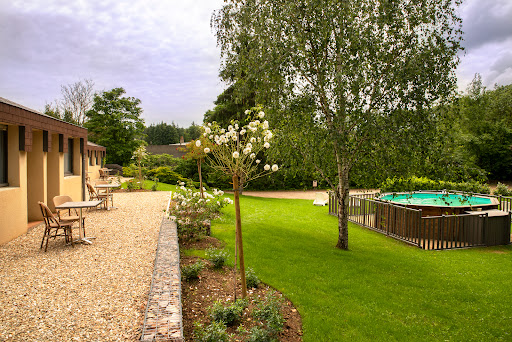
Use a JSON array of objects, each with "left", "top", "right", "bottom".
[
  {"left": 204, "top": 83, "right": 256, "bottom": 127},
  {"left": 213, "top": 0, "right": 463, "bottom": 249},
  {"left": 85, "top": 88, "right": 145, "bottom": 165},
  {"left": 60, "top": 79, "right": 95, "bottom": 126}
]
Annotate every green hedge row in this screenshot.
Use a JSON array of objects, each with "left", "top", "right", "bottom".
[{"left": 380, "top": 176, "right": 491, "bottom": 194}]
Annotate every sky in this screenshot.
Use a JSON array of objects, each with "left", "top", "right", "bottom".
[{"left": 0, "top": 0, "right": 511, "bottom": 127}]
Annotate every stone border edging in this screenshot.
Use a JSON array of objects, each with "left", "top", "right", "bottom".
[{"left": 140, "top": 216, "right": 183, "bottom": 341}]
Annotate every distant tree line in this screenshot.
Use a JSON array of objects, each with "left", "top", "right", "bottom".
[{"left": 143, "top": 122, "right": 201, "bottom": 145}]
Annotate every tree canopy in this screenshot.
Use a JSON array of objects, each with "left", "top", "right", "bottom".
[
  {"left": 213, "top": 0, "right": 463, "bottom": 249},
  {"left": 85, "top": 88, "right": 145, "bottom": 165}
]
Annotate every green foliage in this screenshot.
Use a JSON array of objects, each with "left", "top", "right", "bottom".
[
  {"left": 206, "top": 248, "right": 229, "bottom": 269},
  {"left": 379, "top": 176, "right": 491, "bottom": 194},
  {"left": 246, "top": 326, "right": 276, "bottom": 342},
  {"left": 203, "top": 83, "right": 256, "bottom": 127},
  {"left": 145, "top": 153, "right": 180, "bottom": 169},
  {"left": 193, "top": 321, "right": 231, "bottom": 342},
  {"left": 150, "top": 178, "right": 158, "bottom": 191},
  {"left": 252, "top": 291, "right": 284, "bottom": 337},
  {"left": 209, "top": 299, "right": 247, "bottom": 326},
  {"left": 85, "top": 87, "right": 145, "bottom": 165},
  {"left": 493, "top": 182, "right": 512, "bottom": 197},
  {"left": 146, "top": 166, "right": 188, "bottom": 185},
  {"left": 181, "top": 260, "right": 204, "bottom": 281},
  {"left": 126, "top": 178, "right": 142, "bottom": 191},
  {"left": 245, "top": 267, "right": 260, "bottom": 289},
  {"left": 144, "top": 121, "right": 202, "bottom": 145}
]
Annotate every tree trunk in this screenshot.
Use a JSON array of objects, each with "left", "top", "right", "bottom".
[
  {"left": 198, "top": 159, "right": 204, "bottom": 198},
  {"left": 233, "top": 174, "right": 248, "bottom": 298},
  {"left": 335, "top": 166, "right": 350, "bottom": 250}
]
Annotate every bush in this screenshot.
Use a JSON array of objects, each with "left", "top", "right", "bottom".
[
  {"left": 209, "top": 299, "right": 247, "bottom": 326},
  {"left": 181, "top": 260, "right": 203, "bottom": 281},
  {"left": 246, "top": 326, "right": 276, "bottom": 342},
  {"left": 380, "top": 176, "right": 491, "bottom": 194},
  {"left": 252, "top": 291, "right": 285, "bottom": 337},
  {"left": 246, "top": 267, "right": 260, "bottom": 289},
  {"left": 193, "top": 321, "right": 231, "bottom": 342},
  {"left": 126, "top": 178, "right": 142, "bottom": 191},
  {"left": 206, "top": 248, "right": 229, "bottom": 269},
  {"left": 146, "top": 166, "right": 189, "bottom": 185},
  {"left": 122, "top": 164, "right": 140, "bottom": 177},
  {"left": 492, "top": 182, "right": 512, "bottom": 197}
]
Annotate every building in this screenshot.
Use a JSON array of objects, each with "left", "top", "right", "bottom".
[
  {"left": 0, "top": 97, "right": 104, "bottom": 245},
  {"left": 146, "top": 143, "right": 189, "bottom": 159}
]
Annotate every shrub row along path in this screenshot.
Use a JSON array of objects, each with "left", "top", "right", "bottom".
[
  {"left": 242, "top": 188, "right": 377, "bottom": 200},
  {"left": 0, "top": 191, "right": 169, "bottom": 342}
]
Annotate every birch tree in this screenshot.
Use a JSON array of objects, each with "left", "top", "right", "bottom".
[{"left": 213, "top": 0, "right": 463, "bottom": 249}]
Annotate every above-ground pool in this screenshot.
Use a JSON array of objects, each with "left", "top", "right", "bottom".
[{"left": 379, "top": 191, "right": 500, "bottom": 216}]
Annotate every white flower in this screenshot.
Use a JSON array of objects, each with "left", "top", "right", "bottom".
[
  {"left": 250, "top": 137, "right": 256, "bottom": 143},
  {"left": 264, "top": 142, "right": 270, "bottom": 149},
  {"left": 258, "top": 111, "right": 265, "bottom": 118},
  {"left": 203, "top": 132, "right": 207, "bottom": 137},
  {"left": 234, "top": 124, "right": 239, "bottom": 130},
  {"left": 204, "top": 147, "right": 210, "bottom": 153},
  {"left": 205, "top": 127, "right": 211, "bottom": 134},
  {"left": 262, "top": 121, "right": 269, "bottom": 129},
  {"left": 221, "top": 128, "right": 226, "bottom": 133},
  {"left": 195, "top": 140, "right": 201, "bottom": 147},
  {"left": 240, "top": 129, "right": 246, "bottom": 135},
  {"left": 256, "top": 159, "right": 261, "bottom": 164},
  {"left": 228, "top": 125, "right": 233, "bottom": 131},
  {"left": 208, "top": 123, "right": 212, "bottom": 127},
  {"left": 209, "top": 135, "right": 213, "bottom": 139},
  {"left": 232, "top": 135, "right": 237, "bottom": 141},
  {"left": 250, "top": 153, "right": 256, "bottom": 159},
  {"left": 245, "top": 109, "right": 250, "bottom": 114},
  {"left": 264, "top": 164, "right": 270, "bottom": 171},
  {"left": 246, "top": 143, "right": 253, "bottom": 149},
  {"left": 233, "top": 151, "right": 240, "bottom": 158},
  {"left": 243, "top": 147, "right": 251, "bottom": 155},
  {"left": 272, "top": 164, "right": 279, "bottom": 172}
]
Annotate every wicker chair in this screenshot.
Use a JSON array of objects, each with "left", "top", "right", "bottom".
[
  {"left": 86, "top": 182, "right": 109, "bottom": 209},
  {"left": 38, "top": 202, "right": 75, "bottom": 252},
  {"left": 53, "top": 195, "right": 86, "bottom": 236}
]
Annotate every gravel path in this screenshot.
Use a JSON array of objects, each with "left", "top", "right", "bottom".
[{"left": 0, "top": 191, "right": 169, "bottom": 342}]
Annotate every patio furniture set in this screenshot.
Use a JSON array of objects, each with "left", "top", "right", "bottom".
[{"left": 38, "top": 174, "right": 120, "bottom": 252}]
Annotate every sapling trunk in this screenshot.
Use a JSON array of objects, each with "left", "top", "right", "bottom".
[{"left": 233, "top": 174, "right": 247, "bottom": 298}]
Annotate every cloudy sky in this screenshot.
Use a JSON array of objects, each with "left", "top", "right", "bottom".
[{"left": 1, "top": 0, "right": 511, "bottom": 127}]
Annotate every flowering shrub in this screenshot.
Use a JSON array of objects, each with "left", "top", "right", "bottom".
[{"left": 169, "top": 182, "right": 233, "bottom": 239}]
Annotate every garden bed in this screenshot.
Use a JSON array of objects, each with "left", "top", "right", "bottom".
[{"left": 180, "top": 238, "right": 302, "bottom": 341}]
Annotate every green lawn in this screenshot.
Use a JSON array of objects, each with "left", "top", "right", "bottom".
[
  {"left": 120, "top": 179, "right": 177, "bottom": 192},
  {"left": 211, "top": 195, "right": 512, "bottom": 341}
]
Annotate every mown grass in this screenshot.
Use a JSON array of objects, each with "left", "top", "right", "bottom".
[
  {"left": 211, "top": 195, "right": 512, "bottom": 341},
  {"left": 120, "top": 179, "right": 177, "bottom": 192}
]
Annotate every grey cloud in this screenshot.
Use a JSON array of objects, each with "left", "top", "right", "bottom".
[{"left": 461, "top": 0, "right": 512, "bottom": 51}]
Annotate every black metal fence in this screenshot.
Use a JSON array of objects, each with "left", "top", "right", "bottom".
[{"left": 329, "top": 191, "right": 511, "bottom": 250}]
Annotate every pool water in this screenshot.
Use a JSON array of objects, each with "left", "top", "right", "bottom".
[{"left": 380, "top": 193, "right": 492, "bottom": 207}]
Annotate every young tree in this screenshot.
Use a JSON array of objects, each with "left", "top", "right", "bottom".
[
  {"left": 213, "top": 0, "right": 463, "bottom": 249},
  {"left": 85, "top": 88, "right": 145, "bottom": 165},
  {"left": 203, "top": 107, "right": 278, "bottom": 298}
]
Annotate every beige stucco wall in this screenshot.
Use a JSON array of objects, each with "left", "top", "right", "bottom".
[
  {"left": 27, "top": 131, "right": 47, "bottom": 221},
  {"left": 0, "top": 125, "right": 28, "bottom": 245}
]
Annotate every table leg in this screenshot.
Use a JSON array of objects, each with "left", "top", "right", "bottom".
[{"left": 76, "top": 208, "right": 95, "bottom": 244}]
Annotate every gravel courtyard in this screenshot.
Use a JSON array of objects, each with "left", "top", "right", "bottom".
[{"left": 0, "top": 191, "right": 169, "bottom": 342}]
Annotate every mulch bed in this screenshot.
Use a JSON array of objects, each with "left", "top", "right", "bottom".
[{"left": 180, "top": 237, "right": 303, "bottom": 341}]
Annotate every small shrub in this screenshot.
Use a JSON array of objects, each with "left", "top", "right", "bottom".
[
  {"left": 146, "top": 166, "right": 188, "bottom": 185},
  {"left": 206, "top": 248, "right": 229, "bottom": 269},
  {"left": 209, "top": 299, "right": 248, "bottom": 326},
  {"left": 380, "top": 176, "right": 491, "bottom": 194},
  {"left": 246, "top": 326, "right": 276, "bottom": 342},
  {"left": 126, "top": 178, "right": 141, "bottom": 191},
  {"left": 151, "top": 177, "right": 159, "bottom": 191},
  {"left": 181, "top": 260, "right": 203, "bottom": 281},
  {"left": 253, "top": 291, "right": 285, "bottom": 337},
  {"left": 193, "top": 321, "right": 231, "bottom": 342},
  {"left": 246, "top": 267, "right": 260, "bottom": 289},
  {"left": 493, "top": 182, "right": 512, "bottom": 197}
]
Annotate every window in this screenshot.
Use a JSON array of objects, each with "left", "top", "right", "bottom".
[
  {"left": 89, "top": 151, "right": 93, "bottom": 166},
  {"left": 0, "top": 125, "right": 7, "bottom": 186},
  {"left": 64, "top": 138, "right": 74, "bottom": 175}
]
